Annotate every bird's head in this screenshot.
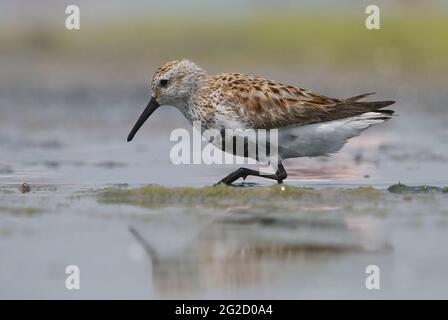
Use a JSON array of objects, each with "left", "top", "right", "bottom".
[{"left": 127, "top": 59, "right": 207, "bottom": 142}]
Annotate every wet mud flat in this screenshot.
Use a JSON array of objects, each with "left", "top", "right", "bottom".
[{"left": 1, "top": 183, "right": 448, "bottom": 299}]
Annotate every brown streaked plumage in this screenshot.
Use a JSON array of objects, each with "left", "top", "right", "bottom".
[
  {"left": 128, "top": 59, "right": 395, "bottom": 185},
  {"left": 210, "top": 73, "right": 393, "bottom": 129}
]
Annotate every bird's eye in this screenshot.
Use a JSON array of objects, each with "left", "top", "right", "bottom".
[{"left": 159, "top": 79, "right": 168, "bottom": 87}]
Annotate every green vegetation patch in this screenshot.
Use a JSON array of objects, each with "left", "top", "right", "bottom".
[
  {"left": 98, "top": 184, "right": 320, "bottom": 209},
  {"left": 97, "top": 184, "right": 395, "bottom": 210},
  {"left": 0, "top": 206, "right": 44, "bottom": 216},
  {"left": 388, "top": 183, "right": 448, "bottom": 194}
]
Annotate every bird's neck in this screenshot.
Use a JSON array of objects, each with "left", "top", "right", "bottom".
[{"left": 177, "top": 75, "right": 214, "bottom": 126}]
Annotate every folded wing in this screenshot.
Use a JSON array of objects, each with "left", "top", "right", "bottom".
[{"left": 218, "top": 74, "right": 394, "bottom": 129}]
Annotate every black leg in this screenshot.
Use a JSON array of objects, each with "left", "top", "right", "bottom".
[{"left": 217, "top": 163, "right": 287, "bottom": 185}]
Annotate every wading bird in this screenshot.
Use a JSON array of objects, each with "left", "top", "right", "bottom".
[{"left": 127, "top": 59, "right": 394, "bottom": 185}]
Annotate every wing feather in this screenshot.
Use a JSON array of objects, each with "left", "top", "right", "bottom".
[{"left": 217, "top": 74, "right": 395, "bottom": 129}]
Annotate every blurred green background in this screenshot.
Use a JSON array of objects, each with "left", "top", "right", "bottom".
[{"left": 1, "top": 0, "right": 447, "bottom": 83}]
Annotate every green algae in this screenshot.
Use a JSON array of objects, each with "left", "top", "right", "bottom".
[
  {"left": 388, "top": 183, "right": 448, "bottom": 194},
  {"left": 97, "top": 183, "right": 448, "bottom": 211},
  {"left": 98, "top": 184, "right": 320, "bottom": 209},
  {"left": 97, "top": 184, "right": 397, "bottom": 210},
  {"left": 344, "top": 187, "right": 383, "bottom": 199},
  {"left": 0, "top": 206, "right": 44, "bottom": 216}
]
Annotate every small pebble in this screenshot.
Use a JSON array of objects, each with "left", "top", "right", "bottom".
[{"left": 20, "top": 183, "right": 31, "bottom": 193}]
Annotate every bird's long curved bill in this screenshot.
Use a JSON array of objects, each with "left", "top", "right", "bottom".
[{"left": 127, "top": 96, "right": 160, "bottom": 142}]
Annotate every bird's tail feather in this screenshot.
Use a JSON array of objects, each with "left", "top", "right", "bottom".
[
  {"left": 344, "top": 93, "right": 395, "bottom": 113},
  {"left": 346, "top": 92, "right": 376, "bottom": 101}
]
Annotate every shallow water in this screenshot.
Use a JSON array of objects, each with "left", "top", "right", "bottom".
[
  {"left": 1, "top": 183, "right": 448, "bottom": 299},
  {"left": 1, "top": 77, "right": 448, "bottom": 299}
]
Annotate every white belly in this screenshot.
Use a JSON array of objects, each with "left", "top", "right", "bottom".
[
  {"left": 206, "top": 112, "right": 390, "bottom": 162},
  {"left": 277, "top": 112, "right": 390, "bottom": 159}
]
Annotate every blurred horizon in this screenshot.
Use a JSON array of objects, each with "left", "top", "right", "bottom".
[{"left": 1, "top": 0, "right": 448, "bottom": 83}]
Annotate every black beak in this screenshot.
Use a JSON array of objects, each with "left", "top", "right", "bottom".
[{"left": 127, "top": 96, "right": 160, "bottom": 142}]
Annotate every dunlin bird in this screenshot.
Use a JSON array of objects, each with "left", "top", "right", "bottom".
[{"left": 127, "top": 59, "right": 394, "bottom": 185}]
